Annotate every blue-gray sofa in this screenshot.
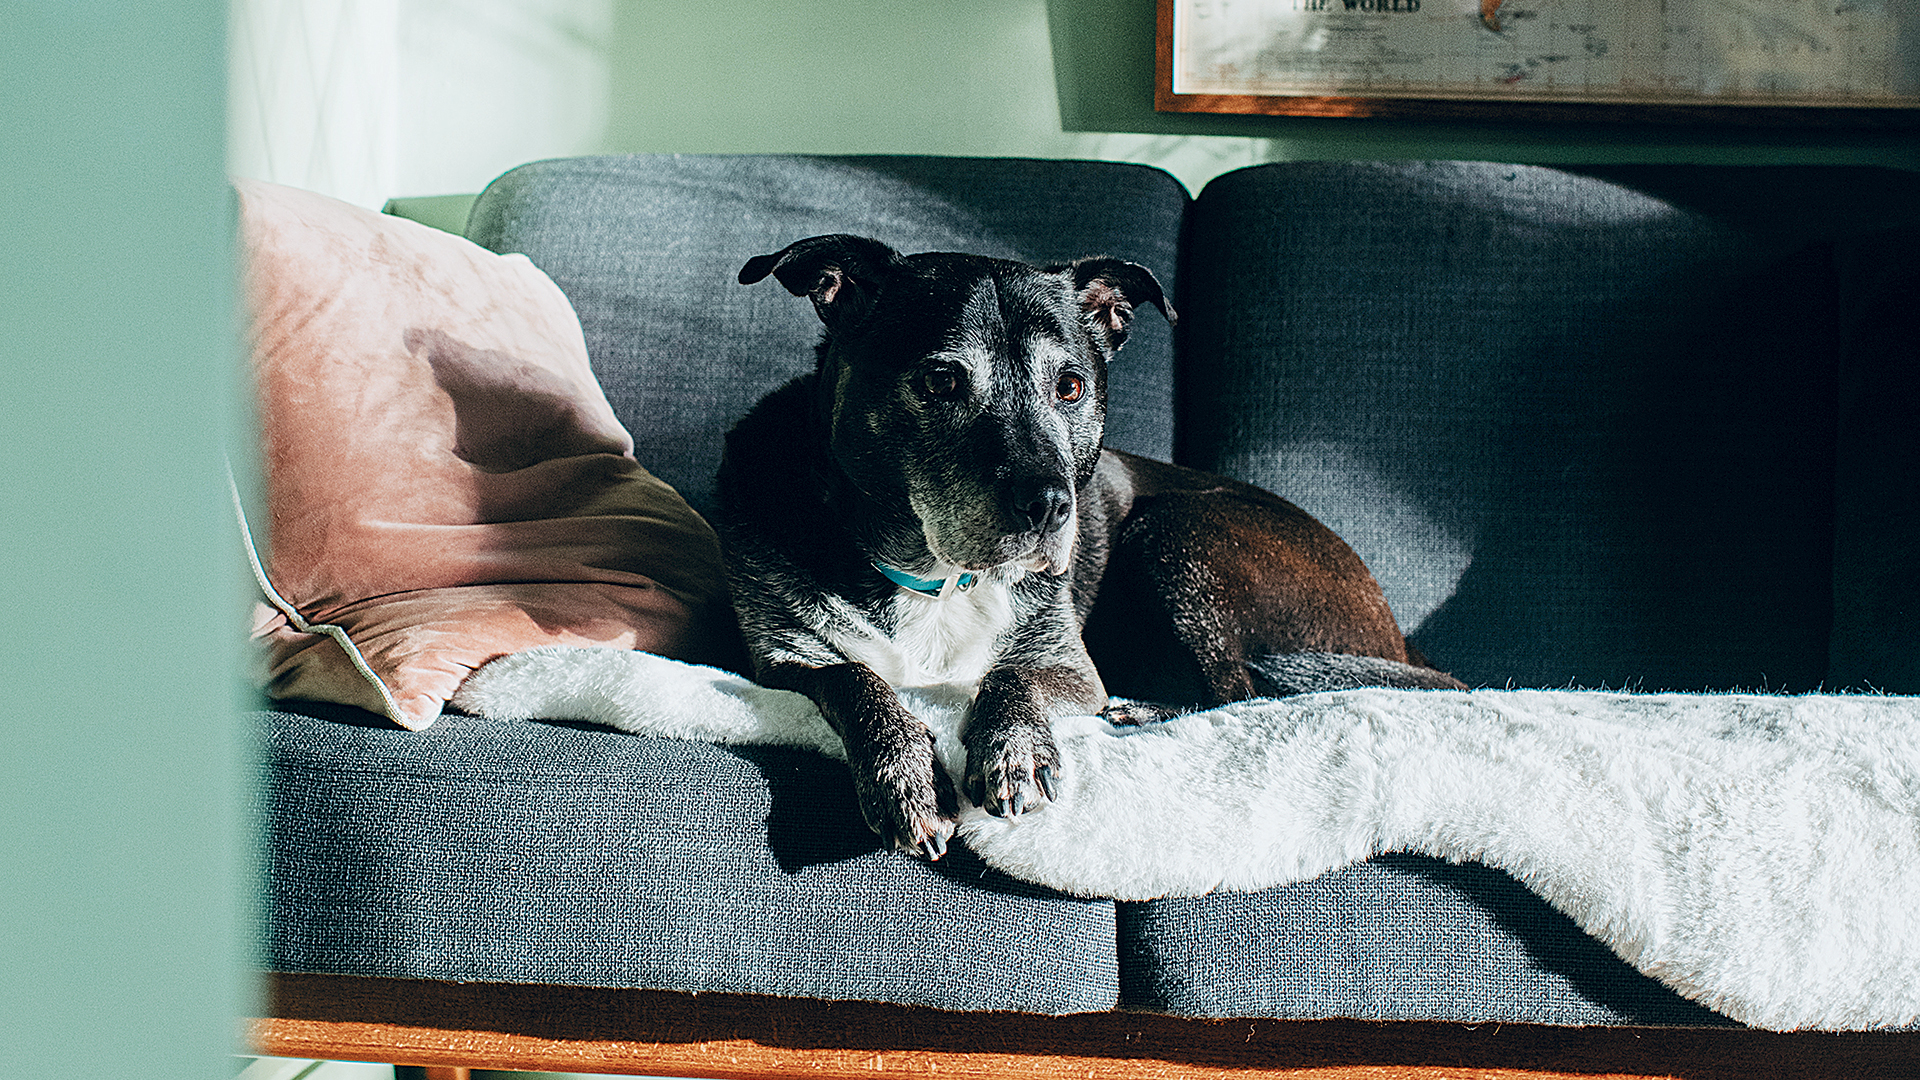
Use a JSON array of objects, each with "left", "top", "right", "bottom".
[{"left": 252, "top": 154, "right": 1920, "bottom": 1073}]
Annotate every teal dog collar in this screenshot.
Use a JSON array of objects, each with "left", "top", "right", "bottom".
[{"left": 875, "top": 562, "right": 977, "bottom": 600}]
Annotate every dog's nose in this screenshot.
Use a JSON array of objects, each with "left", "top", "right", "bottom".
[{"left": 1015, "top": 481, "right": 1074, "bottom": 535}]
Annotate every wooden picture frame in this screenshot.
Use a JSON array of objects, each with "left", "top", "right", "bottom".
[{"left": 1155, "top": 0, "right": 1920, "bottom": 127}]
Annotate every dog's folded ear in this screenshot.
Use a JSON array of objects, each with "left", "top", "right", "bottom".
[
  {"left": 739, "top": 234, "right": 904, "bottom": 331},
  {"left": 1069, "top": 258, "right": 1176, "bottom": 352}
]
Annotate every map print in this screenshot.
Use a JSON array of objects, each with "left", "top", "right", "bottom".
[{"left": 1170, "top": 0, "right": 1920, "bottom": 107}]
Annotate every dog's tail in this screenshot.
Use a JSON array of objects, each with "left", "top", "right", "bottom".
[{"left": 1245, "top": 652, "right": 1468, "bottom": 696}]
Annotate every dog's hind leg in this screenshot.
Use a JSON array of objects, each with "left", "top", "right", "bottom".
[{"left": 1086, "top": 484, "right": 1466, "bottom": 707}]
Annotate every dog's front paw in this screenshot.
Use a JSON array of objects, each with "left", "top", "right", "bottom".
[
  {"left": 963, "top": 723, "right": 1061, "bottom": 819},
  {"left": 851, "top": 729, "right": 960, "bottom": 860}
]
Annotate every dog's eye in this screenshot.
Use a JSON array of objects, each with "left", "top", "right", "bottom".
[
  {"left": 1055, "top": 372, "right": 1087, "bottom": 403},
  {"left": 920, "top": 368, "right": 964, "bottom": 400}
]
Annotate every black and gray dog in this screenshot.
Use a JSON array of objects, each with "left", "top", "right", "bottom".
[{"left": 716, "top": 234, "right": 1462, "bottom": 860}]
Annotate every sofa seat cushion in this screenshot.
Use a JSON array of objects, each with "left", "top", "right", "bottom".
[
  {"left": 1118, "top": 856, "right": 1730, "bottom": 1027},
  {"left": 256, "top": 703, "right": 1120, "bottom": 1014}
]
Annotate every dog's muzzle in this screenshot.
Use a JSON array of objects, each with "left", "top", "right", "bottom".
[{"left": 911, "top": 472, "right": 1079, "bottom": 580}]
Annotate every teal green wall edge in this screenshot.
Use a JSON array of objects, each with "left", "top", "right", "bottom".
[{"left": 2, "top": 3, "right": 247, "bottom": 1076}]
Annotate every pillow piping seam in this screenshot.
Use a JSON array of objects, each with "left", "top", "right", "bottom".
[{"left": 227, "top": 458, "right": 414, "bottom": 729}]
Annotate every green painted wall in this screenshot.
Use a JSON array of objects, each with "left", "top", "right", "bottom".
[
  {"left": 2, "top": 3, "right": 245, "bottom": 1076},
  {"left": 606, "top": 0, "right": 1917, "bottom": 193}
]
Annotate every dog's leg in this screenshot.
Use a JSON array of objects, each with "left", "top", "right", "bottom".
[
  {"left": 1098, "top": 699, "right": 1185, "bottom": 726},
  {"left": 963, "top": 609, "right": 1106, "bottom": 817},
  {"left": 965, "top": 667, "right": 1072, "bottom": 817},
  {"left": 1097, "top": 486, "right": 1433, "bottom": 704},
  {"left": 765, "top": 660, "right": 959, "bottom": 859}
]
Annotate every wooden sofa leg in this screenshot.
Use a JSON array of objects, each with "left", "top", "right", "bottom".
[{"left": 395, "top": 1068, "right": 469, "bottom": 1080}]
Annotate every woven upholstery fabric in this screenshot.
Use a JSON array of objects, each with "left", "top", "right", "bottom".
[
  {"left": 1118, "top": 856, "right": 1729, "bottom": 1026},
  {"left": 257, "top": 704, "right": 1119, "bottom": 1013},
  {"left": 465, "top": 153, "right": 1188, "bottom": 519},
  {"left": 1177, "top": 161, "right": 1920, "bottom": 693}
]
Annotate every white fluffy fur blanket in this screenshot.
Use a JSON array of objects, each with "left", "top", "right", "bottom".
[{"left": 452, "top": 646, "right": 1920, "bottom": 1032}]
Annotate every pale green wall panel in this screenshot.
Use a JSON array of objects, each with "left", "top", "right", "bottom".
[
  {"left": 2, "top": 2, "right": 246, "bottom": 1077},
  {"left": 346, "top": 0, "right": 1913, "bottom": 204},
  {"left": 604, "top": 0, "right": 1917, "bottom": 193},
  {"left": 602, "top": 0, "right": 1274, "bottom": 192}
]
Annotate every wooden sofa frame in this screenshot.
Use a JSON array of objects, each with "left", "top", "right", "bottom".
[{"left": 252, "top": 972, "right": 1920, "bottom": 1079}]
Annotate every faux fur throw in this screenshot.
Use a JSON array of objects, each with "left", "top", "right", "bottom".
[{"left": 452, "top": 646, "right": 1920, "bottom": 1032}]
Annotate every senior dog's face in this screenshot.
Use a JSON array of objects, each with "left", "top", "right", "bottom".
[{"left": 739, "top": 234, "right": 1169, "bottom": 581}]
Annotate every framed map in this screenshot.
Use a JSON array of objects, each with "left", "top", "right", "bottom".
[{"left": 1157, "top": 0, "right": 1920, "bottom": 125}]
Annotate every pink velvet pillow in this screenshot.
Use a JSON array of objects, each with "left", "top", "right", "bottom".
[{"left": 238, "top": 179, "right": 735, "bottom": 729}]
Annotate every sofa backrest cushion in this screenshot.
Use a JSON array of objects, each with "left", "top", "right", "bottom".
[
  {"left": 464, "top": 154, "right": 1189, "bottom": 520},
  {"left": 1180, "top": 161, "right": 1920, "bottom": 692},
  {"left": 1828, "top": 225, "right": 1920, "bottom": 694}
]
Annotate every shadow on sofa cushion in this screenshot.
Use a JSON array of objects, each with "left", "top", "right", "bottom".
[
  {"left": 1828, "top": 225, "right": 1920, "bottom": 694},
  {"left": 1178, "top": 161, "right": 1920, "bottom": 692},
  {"left": 1118, "top": 854, "right": 1731, "bottom": 1027}
]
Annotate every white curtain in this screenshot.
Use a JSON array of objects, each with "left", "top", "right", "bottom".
[
  {"left": 229, "top": 0, "right": 611, "bottom": 208},
  {"left": 229, "top": 0, "right": 398, "bottom": 209}
]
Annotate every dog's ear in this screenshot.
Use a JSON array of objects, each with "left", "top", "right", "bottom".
[
  {"left": 739, "top": 234, "right": 904, "bottom": 330},
  {"left": 1069, "top": 258, "right": 1176, "bottom": 352}
]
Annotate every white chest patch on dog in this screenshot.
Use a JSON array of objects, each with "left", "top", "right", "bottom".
[{"left": 824, "top": 580, "right": 1017, "bottom": 689}]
